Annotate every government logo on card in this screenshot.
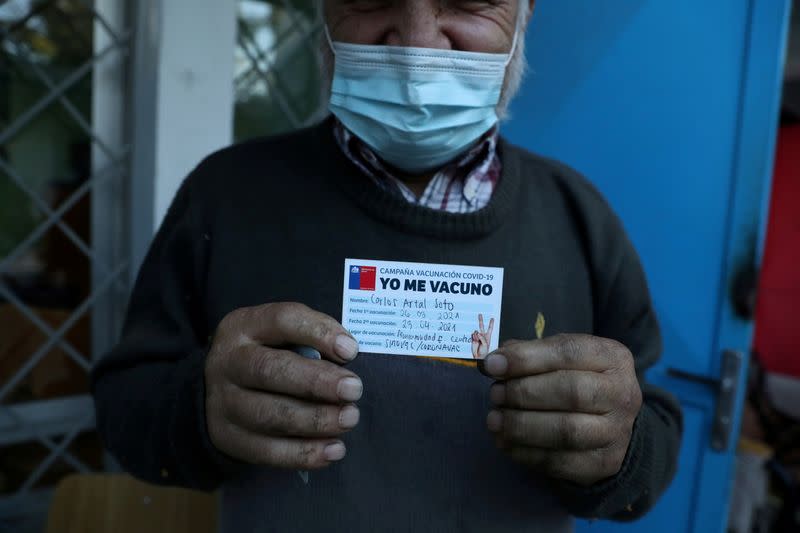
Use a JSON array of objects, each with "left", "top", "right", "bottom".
[{"left": 348, "top": 265, "right": 376, "bottom": 291}]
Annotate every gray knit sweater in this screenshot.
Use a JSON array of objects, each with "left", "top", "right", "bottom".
[{"left": 91, "top": 119, "right": 682, "bottom": 532}]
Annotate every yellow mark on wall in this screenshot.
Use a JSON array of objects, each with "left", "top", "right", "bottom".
[{"left": 535, "top": 312, "right": 546, "bottom": 340}]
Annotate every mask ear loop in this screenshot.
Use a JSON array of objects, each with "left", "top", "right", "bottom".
[
  {"left": 504, "top": 0, "right": 527, "bottom": 66},
  {"left": 324, "top": 24, "right": 336, "bottom": 55},
  {"left": 504, "top": 31, "right": 519, "bottom": 67}
]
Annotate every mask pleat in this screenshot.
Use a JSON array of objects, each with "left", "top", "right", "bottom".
[{"left": 328, "top": 40, "right": 509, "bottom": 174}]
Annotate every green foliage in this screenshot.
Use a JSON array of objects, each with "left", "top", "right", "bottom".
[{"left": 1, "top": 0, "right": 95, "bottom": 67}]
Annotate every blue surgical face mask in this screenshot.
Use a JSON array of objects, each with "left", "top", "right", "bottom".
[{"left": 325, "top": 27, "right": 518, "bottom": 174}]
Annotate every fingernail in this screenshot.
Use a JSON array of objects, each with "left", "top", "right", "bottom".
[
  {"left": 490, "top": 384, "right": 506, "bottom": 405},
  {"left": 337, "top": 377, "right": 363, "bottom": 402},
  {"left": 339, "top": 405, "right": 360, "bottom": 429},
  {"left": 324, "top": 442, "right": 346, "bottom": 461},
  {"left": 335, "top": 334, "right": 359, "bottom": 360},
  {"left": 487, "top": 410, "right": 503, "bottom": 432},
  {"left": 485, "top": 354, "right": 508, "bottom": 377}
]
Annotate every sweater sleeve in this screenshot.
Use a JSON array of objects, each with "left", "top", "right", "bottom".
[
  {"left": 552, "top": 207, "right": 683, "bottom": 521},
  {"left": 90, "top": 171, "right": 240, "bottom": 491}
]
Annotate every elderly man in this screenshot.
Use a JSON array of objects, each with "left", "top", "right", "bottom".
[{"left": 92, "top": 0, "right": 682, "bottom": 531}]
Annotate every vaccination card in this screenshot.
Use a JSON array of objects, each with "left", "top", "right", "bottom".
[{"left": 341, "top": 258, "right": 504, "bottom": 359}]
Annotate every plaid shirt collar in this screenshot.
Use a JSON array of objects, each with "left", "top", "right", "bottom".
[{"left": 332, "top": 118, "right": 501, "bottom": 214}]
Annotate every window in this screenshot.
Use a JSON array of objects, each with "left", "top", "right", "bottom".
[
  {"left": 0, "top": 0, "right": 129, "bottom": 525},
  {"left": 234, "top": 0, "right": 326, "bottom": 141}
]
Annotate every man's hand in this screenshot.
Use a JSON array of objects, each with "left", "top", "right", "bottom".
[
  {"left": 205, "top": 302, "right": 363, "bottom": 470},
  {"left": 484, "top": 334, "right": 642, "bottom": 486}
]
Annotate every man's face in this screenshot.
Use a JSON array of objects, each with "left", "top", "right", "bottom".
[
  {"left": 321, "top": 0, "right": 534, "bottom": 119},
  {"left": 324, "top": 0, "right": 523, "bottom": 54}
]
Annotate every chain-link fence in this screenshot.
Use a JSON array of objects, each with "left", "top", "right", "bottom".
[
  {"left": 234, "top": 0, "right": 325, "bottom": 141},
  {"left": 0, "top": 0, "right": 130, "bottom": 527},
  {"left": 1, "top": 0, "right": 322, "bottom": 528}
]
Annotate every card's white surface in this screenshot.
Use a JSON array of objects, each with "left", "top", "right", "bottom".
[{"left": 342, "top": 259, "right": 504, "bottom": 359}]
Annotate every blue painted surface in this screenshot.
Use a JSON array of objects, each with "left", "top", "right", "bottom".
[{"left": 502, "top": 1, "right": 790, "bottom": 531}]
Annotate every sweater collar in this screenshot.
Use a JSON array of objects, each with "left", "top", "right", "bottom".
[
  {"left": 313, "top": 117, "right": 521, "bottom": 241},
  {"left": 331, "top": 118, "right": 501, "bottom": 213}
]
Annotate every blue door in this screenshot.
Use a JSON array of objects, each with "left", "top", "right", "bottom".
[{"left": 503, "top": 1, "right": 791, "bottom": 531}]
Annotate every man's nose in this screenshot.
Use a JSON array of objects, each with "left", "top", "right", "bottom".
[{"left": 385, "top": 0, "right": 451, "bottom": 49}]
